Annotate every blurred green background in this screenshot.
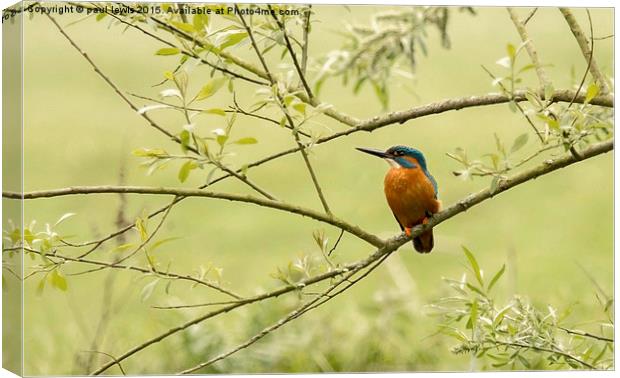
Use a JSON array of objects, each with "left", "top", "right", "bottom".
[{"left": 11, "top": 3, "right": 614, "bottom": 374}]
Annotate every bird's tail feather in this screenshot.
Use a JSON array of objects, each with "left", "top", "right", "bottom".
[{"left": 413, "top": 229, "right": 434, "bottom": 253}]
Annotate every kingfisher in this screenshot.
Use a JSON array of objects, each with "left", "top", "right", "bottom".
[{"left": 357, "top": 145, "right": 441, "bottom": 253}]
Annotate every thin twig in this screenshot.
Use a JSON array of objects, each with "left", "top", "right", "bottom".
[
  {"left": 47, "top": 88, "right": 612, "bottom": 253},
  {"left": 79, "top": 2, "right": 269, "bottom": 86},
  {"left": 80, "top": 351, "right": 126, "bottom": 376},
  {"left": 481, "top": 65, "right": 544, "bottom": 143},
  {"left": 566, "top": 9, "right": 595, "bottom": 110},
  {"left": 151, "top": 300, "right": 244, "bottom": 310},
  {"left": 15, "top": 139, "right": 612, "bottom": 375},
  {"left": 559, "top": 8, "right": 610, "bottom": 94},
  {"left": 237, "top": 6, "right": 332, "bottom": 215},
  {"left": 72, "top": 203, "right": 173, "bottom": 272},
  {"left": 127, "top": 92, "right": 311, "bottom": 138},
  {"left": 301, "top": 5, "right": 312, "bottom": 74},
  {"left": 495, "top": 341, "right": 596, "bottom": 369},
  {"left": 559, "top": 326, "right": 613, "bottom": 343},
  {"left": 328, "top": 229, "right": 345, "bottom": 257},
  {"left": 522, "top": 8, "right": 538, "bottom": 25},
  {"left": 16, "top": 247, "right": 242, "bottom": 299},
  {"left": 268, "top": 4, "right": 314, "bottom": 99},
  {"left": 178, "top": 252, "right": 390, "bottom": 374},
  {"left": 47, "top": 12, "right": 277, "bottom": 205},
  {"left": 45, "top": 14, "right": 178, "bottom": 144}
]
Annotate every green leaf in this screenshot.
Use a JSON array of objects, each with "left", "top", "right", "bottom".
[
  {"left": 163, "top": 71, "right": 175, "bottom": 81},
  {"left": 110, "top": 243, "right": 135, "bottom": 253},
  {"left": 218, "top": 31, "right": 248, "bottom": 50},
  {"left": 50, "top": 269, "right": 68, "bottom": 291},
  {"left": 195, "top": 77, "right": 227, "bottom": 101},
  {"left": 54, "top": 212, "right": 76, "bottom": 227},
  {"left": 140, "top": 279, "right": 159, "bottom": 302},
  {"left": 465, "top": 282, "right": 486, "bottom": 296},
  {"left": 508, "top": 101, "right": 518, "bottom": 113},
  {"left": 517, "top": 63, "right": 537, "bottom": 75},
  {"left": 179, "top": 130, "right": 191, "bottom": 152},
  {"left": 469, "top": 299, "right": 479, "bottom": 329},
  {"left": 536, "top": 114, "right": 560, "bottom": 130},
  {"left": 150, "top": 237, "right": 182, "bottom": 252},
  {"left": 132, "top": 148, "right": 168, "bottom": 158},
  {"left": 488, "top": 264, "right": 506, "bottom": 292},
  {"left": 496, "top": 56, "right": 511, "bottom": 69},
  {"left": 543, "top": 83, "right": 555, "bottom": 101},
  {"left": 462, "top": 246, "right": 484, "bottom": 288},
  {"left": 293, "top": 102, "right": 307, "bottom": 114},
  {"left": 279, "top": 117, "right": 287, "bottom": 128},
  {"left": 585, "top": 82, "right": 600, "bottom": 104},
  {"left": 203, "top": 108, "right": 227, "bottom": 116},
  {"left": 233, "top": 137, "right": 258, "bottom": 145},
  {"left": 216, "top": 135, "right": 228, "bottom": 147},
  {"left": 170, "top": 21, "right": 196, "bottom": 34},
  {"left": 518, "top": 354, "right": 531, "bottom": 368},
  {"left": 135, "top": 217, "right": 148, "bottom": 242},
  {"left": 155, "top": 47, "right": 181, "bottom": 56},
  {"left": 95, "top": 13, "right": 107, "bottom": 21},
  {"left": 178, "top": 161, "right": 197, "bottom": 183},
  {"left": 524, "top": 92, "right": 541, "bottom": 108},
  {"left": 510, "top": 133, "right": 529, "bottom": 153},
  {"left": 283, "top": 95, "right": 296, "bottom": 107},
  {"left": 506, "top": 43, "right": 516, "bottom": 60},
  {"left": 192, "top": 14, "right": 209, "bottom": 32},
  {"left": 493, "top": 305, "right": 512, "bottom": 327}
]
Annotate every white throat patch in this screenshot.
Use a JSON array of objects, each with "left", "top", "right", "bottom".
[{"left": 385, "top": 158, "right": 401, "bottom": 168}]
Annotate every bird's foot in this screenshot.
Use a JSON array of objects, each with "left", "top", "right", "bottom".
[{"left": 405, "top": 227, "right": 412, "bottom": 237}]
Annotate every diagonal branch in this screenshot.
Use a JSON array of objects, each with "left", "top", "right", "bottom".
[
  {"left": 13, "top": 247, "right": 242, "bottom": 299},
  {"left": 8, "top": 139, "right": 612, "bottom": 375},
  {"left": 83, "top": 3, "right": 614, "bottom": 131},
  {"left": 507, "top": 7, "right": 552, "bottom": 90},
  {"left": 98, "top": 5, "right": 268, "bottom": 86},
  {"left": 237, "top": 6, "right": 332, "bottom": 215},
  {"left": 42, "top": 87, "right": 613, "bottom": 254},
  {"left": 301, "top": 5, "right": 312, "bottom": 75},
  {"left": 3, "top": 187, "right": 383, "bottom": 248},
  {"left": 268, "top": 4, "right": 314, "bottom": 99},
  {"left": 559, "top": 8, "right": 610, "bottom": 94},
  {"left": 178, "top": 251, "right": 390, "bottom": 374},
  {"left": 46, "top": 13, "right": 277, "bottom": 203}
]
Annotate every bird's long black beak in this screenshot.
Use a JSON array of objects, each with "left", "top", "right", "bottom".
[{"left": 356, "top": 147, "right": 391, "bottom": 159}]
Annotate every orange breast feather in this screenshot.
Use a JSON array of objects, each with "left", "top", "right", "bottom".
[{"left": 384, "top": 166, "right": 439, "bottom": 229}]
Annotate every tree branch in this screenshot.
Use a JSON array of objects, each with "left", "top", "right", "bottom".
[
  {"left": 507, "top": 7, "right": 552, "bottom": 90},
  {"left": 15, "top": 247, "right": 243, "bottom": 300},
  {"left": 32, "top": 87, "right": 613, "bottom": 254},
  {"left": 13, "top": 139, "right": 611, "bottom": 375},
  {"left": 268, "top": 4, "right": 314, "bottom": 99},
  {"left": 3, "top": 187, "right": 383, "bottom": 248},
  {"left": 103, "top": 137, "right": 615, "bottom": 374},
  {"left": 352, "top": 89, "right": 613, "bottom": 131},
  {"left": 559, "top": 8, "right": 610, "bottom": 94},
  {"left": 559, "top": 326, "right": 613, "bottom": 343},
  {"left": 237, "top": 6, "right": 332, "bottom": 215},
  {"left": 301, "top": 5, "right": 312, "bottom": 74},
  {"left": 46, "top": 12, "right": 277, "bottom": 203},
  {"left": 178, "top": 251, "right": 390, "bottom": 374},
  {"left": 495, "top": 341, "right": 595, "bottom": 369}
]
